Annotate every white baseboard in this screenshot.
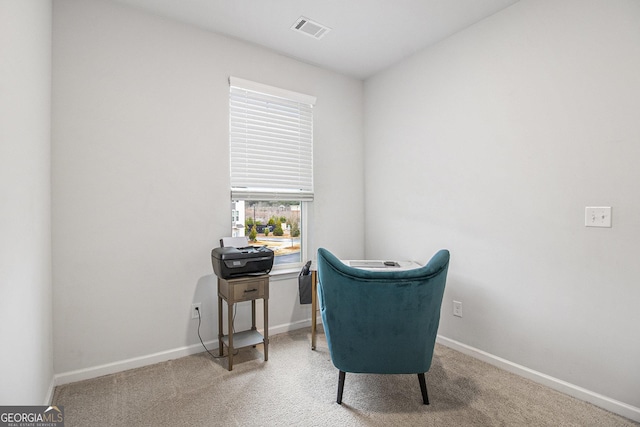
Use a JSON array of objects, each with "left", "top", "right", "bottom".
[
  {"left": 45, "top": 376, "right": 56, "bottom": 404},
  {"left": 436, "top": 335, "right": 640, "bottom": 423},
  {"left": 268, "top": 318, "right": 313, "bottom": 336},
  {"left": 54, "top": 320, "right": 314, "bottom": 387},
  {"left": 55, "top": 339, "right": 220, "bottom": 386}
]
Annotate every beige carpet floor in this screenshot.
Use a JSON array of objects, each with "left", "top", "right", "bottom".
[{"left": 53, "top": 327, "right": 638, "bottom": 426}]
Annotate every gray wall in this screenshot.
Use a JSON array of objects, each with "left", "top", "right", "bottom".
[
  {"left": 0, "top": 0, "right": 54, "bottom": 404},
  {"left": 52, "top": 0, "right": 364, "bottom": 376},
  {"left": 365, "top": 0, "right": 640, "bottom": 412}
]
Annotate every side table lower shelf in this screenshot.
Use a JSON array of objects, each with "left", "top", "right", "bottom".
[{"left": 220, "top": 330, "right": 265, "bottom": 349}]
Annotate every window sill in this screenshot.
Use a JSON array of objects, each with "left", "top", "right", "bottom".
[{"left": 269, "top": 267, "right": 300, "bottom": 281}]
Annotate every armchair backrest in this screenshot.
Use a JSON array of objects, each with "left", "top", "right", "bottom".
[{"left": 317, "top": 248, "right": 450, "bottom": 375}]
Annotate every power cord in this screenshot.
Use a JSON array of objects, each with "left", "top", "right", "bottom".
[{"left": 195, "top": 306, "right": 238, "bottom": 359}]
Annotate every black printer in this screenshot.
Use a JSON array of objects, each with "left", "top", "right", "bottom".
[{"left": 211, "top": 245, "right": 274, "bottom": 279}]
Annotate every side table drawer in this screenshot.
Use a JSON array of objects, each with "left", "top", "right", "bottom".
[
  {"left": 218, "top": 275, "right": 269, "bottom": 303},
  {"left": 232, "top": 279, "right": 266, "bottom": 301}
]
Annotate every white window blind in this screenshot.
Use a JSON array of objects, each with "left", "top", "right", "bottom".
[{"left": 229, "top": 77, "right": 316, "bottom": 201}]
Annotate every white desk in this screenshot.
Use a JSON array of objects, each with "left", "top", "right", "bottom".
[
  {"left": 343, "top": 260, "right": 422, "bottom": 270},
  {"left": 310, "top": 259, "right": 422, "bottom": 350}
]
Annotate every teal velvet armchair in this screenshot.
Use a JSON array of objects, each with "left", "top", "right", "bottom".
[{"left": 316, "top": 247, "right": 450, "bottom": 405}]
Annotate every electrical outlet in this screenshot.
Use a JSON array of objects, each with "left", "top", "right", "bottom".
[
  {"left": 453, "top": 301, "right": 462, "bottom": 318},
  {"left": 585, "top": 207, "right": 612, "bottom": 227},
  {"left": 191, "top": 303, "right": 202, "bottom": 319}
]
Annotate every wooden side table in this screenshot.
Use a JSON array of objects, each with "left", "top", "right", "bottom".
[{"left": 217, "top": 274, "right": 269, "bottom": 371}]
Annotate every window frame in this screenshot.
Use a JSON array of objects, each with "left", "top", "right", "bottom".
[{"left": 228, "top": 77, "right": 315, "bottom": 271}]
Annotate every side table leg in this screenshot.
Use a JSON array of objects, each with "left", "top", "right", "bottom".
[
  {"left": 263, "top": 296, "right": 268, "bottom": 361},
  {"left": 218, "top": 295, "right": 223, "bottom": 357},
  {"left": 227, "top": 301, "right": 234, "bottom": 371},
  {"left": 251, "top": 300, "right": 256, "bottom": 331}
]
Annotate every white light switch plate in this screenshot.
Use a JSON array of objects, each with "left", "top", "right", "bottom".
[{"left": 585, "top": 207, "right": 612, "bottom": 228}]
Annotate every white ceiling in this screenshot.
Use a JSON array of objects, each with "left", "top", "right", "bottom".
[{"left": 110, "top": 0, "right": 521, "bottom": 79}]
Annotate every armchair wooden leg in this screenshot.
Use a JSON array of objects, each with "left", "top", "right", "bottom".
[
  {"left": 337, "top": 370, "right": 346, "bottom": 404},
  {"left": 418, "top": 373, "right": 429, "bottom": 405}
]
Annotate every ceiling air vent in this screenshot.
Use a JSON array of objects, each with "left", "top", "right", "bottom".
[{"left": 291, "top": 16, "right": 331, "bottom": 40}]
